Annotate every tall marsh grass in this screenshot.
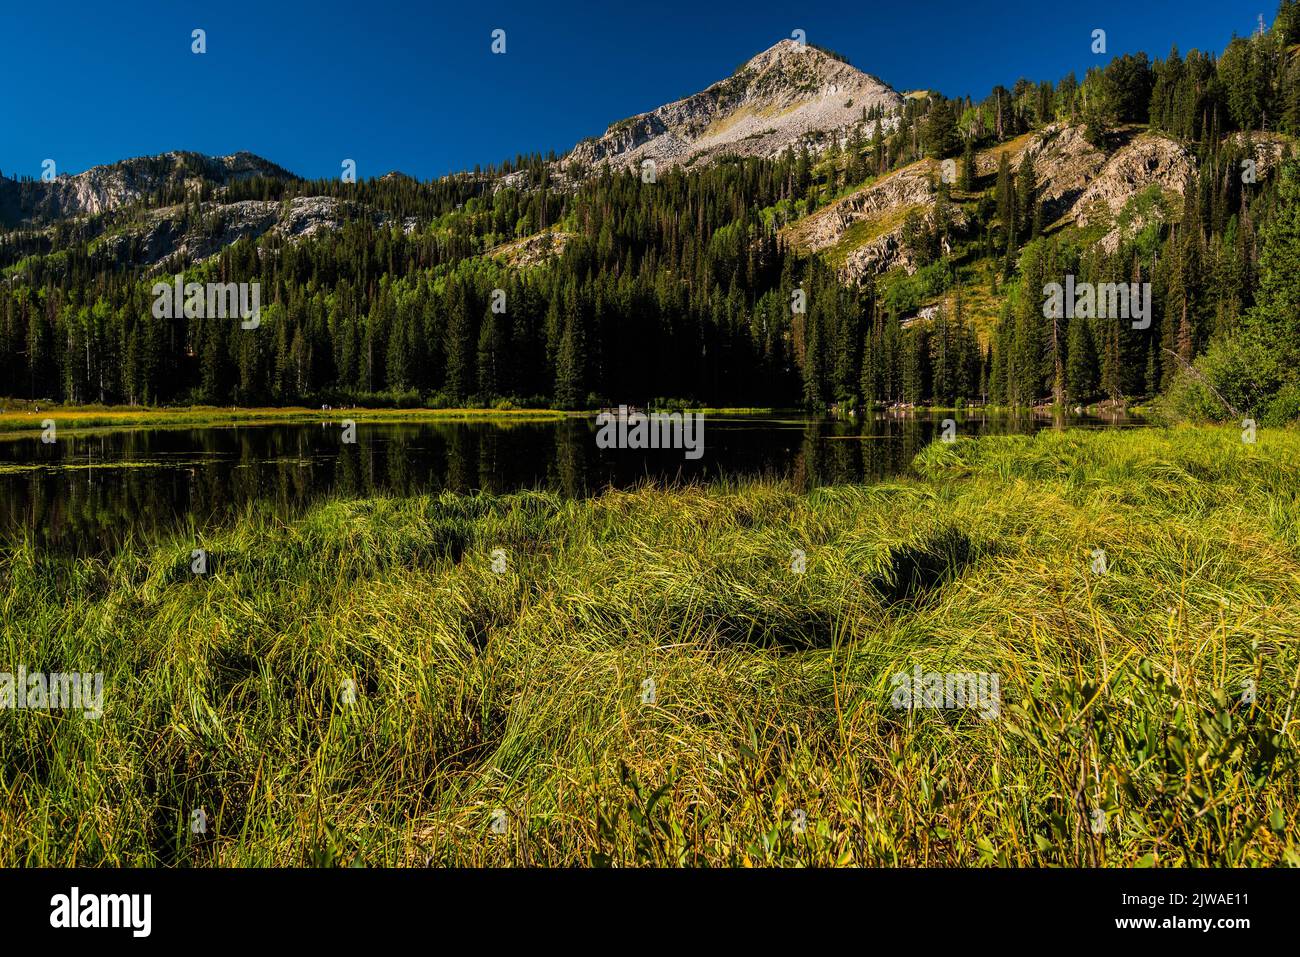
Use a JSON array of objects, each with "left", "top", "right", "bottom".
[{"left": 1, "top": 425, "right": 1297, "bottom": 866}]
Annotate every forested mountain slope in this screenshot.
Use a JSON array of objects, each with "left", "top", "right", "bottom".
[{"left": 3, "top": 7, "right": 1299, "bottom": 421}]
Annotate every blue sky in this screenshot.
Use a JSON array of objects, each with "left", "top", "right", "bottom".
[{"left": 0, "top": 0, "right": 1271, "bottom": 181}]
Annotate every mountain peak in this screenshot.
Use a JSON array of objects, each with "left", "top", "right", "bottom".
[
  {"left": 565, "top": 39, "right": 901, "bottom": 173},
  {"left": 740, "top": 37, "right": 849, "bottom": 72}
]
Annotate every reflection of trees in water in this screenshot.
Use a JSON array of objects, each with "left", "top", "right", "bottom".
[
  {"left": 477, "top": 428, "right": 505, "bottom": 496},
  {"left": 796, "top": 415, "right": 920, "bottom": 488},
  {"left": 824, "top": 419, "right": 863, "bottom": 486},
  {"left": 1, "top": 413, "right": 1127, "bottom": 553},
  {"left": 444, "top": 426, "right": 478, "bottom": 494},
  {"left": 286, "top": 428, "right": 313, "bottom": 504},
  {"left": 789, "top": 421, "right": 815, "bottom": 494},
  {"left": 897, "top": 415, "right": 925, "bottom": 470},
  {"left": 554, "top": 420, "right": 589, "bottom": 498},
  {"left": 333, "top": 440, "right": 363, "bottom": 499},
  {"left": 792, "top": 411, "right": 1055, "bottom": 488},
  {"left": 385, "top": 431, "right": 415, "bottom": 496}
]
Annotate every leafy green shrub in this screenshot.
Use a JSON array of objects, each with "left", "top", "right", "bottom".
[
  {"left": 1157, "top": 334, "right": 1290, "bottom": 422},
  {"left": 1264, "top": 381, "right": 1300, "bottom": 426}
]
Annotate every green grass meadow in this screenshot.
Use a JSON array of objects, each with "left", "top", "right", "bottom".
[{"left": 2, "top": 425, "right": 1298, "bottom": 866}]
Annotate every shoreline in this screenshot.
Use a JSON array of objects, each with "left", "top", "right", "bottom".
[{"left": 0, "top": 403, "right": 574, "bottom": 439}]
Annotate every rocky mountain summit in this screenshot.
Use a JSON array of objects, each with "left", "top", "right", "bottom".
[
  {"left": 564, "top": 40, "right": 903, "bottom": 172},
  {"left": 0, "top": 151, "right": 295, "bottom": 224}
]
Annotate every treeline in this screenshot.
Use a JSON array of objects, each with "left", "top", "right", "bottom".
[
  {"left": 2, "top": 156, "right": 818, "bottom": 407},
  {"left": 917, "top": 1, "right": 1300, "bottom": 159}
]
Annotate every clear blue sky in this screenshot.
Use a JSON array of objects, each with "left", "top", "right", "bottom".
[{"left": 0, "top": 0, "right": 1270, "bottom": 182}]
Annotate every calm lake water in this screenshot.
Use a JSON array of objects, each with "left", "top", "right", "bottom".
[{"left": 0, "top": 410, "right": 1142, "bottom": 552}]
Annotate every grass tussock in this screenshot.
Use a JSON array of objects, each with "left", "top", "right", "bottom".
[{"left": 1, "top": 425, "right": 1298, "bottom": 866}]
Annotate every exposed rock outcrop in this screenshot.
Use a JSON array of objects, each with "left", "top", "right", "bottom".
[
  {"left": 92, "top": 196, "right": 386, "bottom": 271},
  {"left": 782, "top": 160, "right": 970, "bottom": 281},
  {"left": 486, "top": 229, "right": 573, "bottom": 268},
  {"left": 1228, "top": 131, "right": 1295, "bottom": 179},
  {"left": 1070, "top": 133, "right": 1196, "bottom": 251},
  {"left": 1, "top": 151, "right": 295, "bottom": 224},
  {"left": 974, "top": 124, "right": 1109, "bottom": 222},
  {"left": 1017, "top": 125, "right": 1109, "bottom": 221},
  {"left": 1072, "top": 133, "right": 1195, "bottom": 226},
  {"left": 785, "top": 162, "right": 934, "bottom": 252}
]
